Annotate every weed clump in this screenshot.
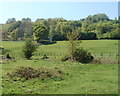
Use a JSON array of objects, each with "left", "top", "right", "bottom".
[
  {"left": 42, "top": 55, "right": 49, "bottom": 59},
  {"left": 6, "top": 53, "right": 11, "bottom": 59},
  {"left": 7, "top": 66, "right": 63, "bottom": 80}
]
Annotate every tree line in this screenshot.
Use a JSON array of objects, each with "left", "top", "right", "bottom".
[{"left": 1, "top": 13, "right": 120, "bottom": 41}]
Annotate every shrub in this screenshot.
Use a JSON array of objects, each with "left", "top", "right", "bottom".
[
  {"left": 65, "top": 29, "right": 94, "bottom": 63},
  {"left": 62, "top": 47, "right": 94, "bottom": 63},
  {"left": 6, "top": 53, "right": 11, "bottom": 59},
  {"left": 72, "top": 47, "right": 94, "bottom": 63},
  {"left": 22, "top": 39, "right": 37, "bottom": 59},
  {"left": 42, "top": 55, "right": 49, "bottom": 59}
]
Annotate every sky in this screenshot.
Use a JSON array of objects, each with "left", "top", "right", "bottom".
[{"left": 0, "top": 1, "right": 118, "bottom": 24}]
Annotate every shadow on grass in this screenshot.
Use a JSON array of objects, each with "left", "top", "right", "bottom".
[{"left": 40, "top": 41, "right": 56, "bottom": 45}]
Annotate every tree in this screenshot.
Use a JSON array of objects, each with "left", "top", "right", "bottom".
[
  {"left": 63, "top": 28, "right": 94, "bottom": 63},
  {"left": 86, "top": 32, "right": 97, "bottom": 40},
  {"left": 35, "top": 18, "right": 46, "bottom": 23},
  {"left": 2, "top": 24, "right": 9, "bottom": 40},
  {"left": 21, "top": 18, "right": 31, "bottom": 22},
  {"left": 7, "top": 21, "right": 21, "bottom": 32},
  {"left": 69, "top": 20, "right": 82, "bottom": 28},
  {"left": 66, "top": 28, "right": 80, "bottom": 60},
  {"left": 96, "top": 21, "right": 116, "bottom": 39},
  {"left": 86, "top": 13, "right": 109, "bottom": 23},
  {"left": 49, "top": 25, "right": 55, "bottom": 42},
  {"left": 6, "top": 18, "right": 16, "bottom": 24},
  {"left": 52, "top": 34, "right": 66, "bottom": 41},
  {"left": 19, "top": 21, "right": 33, "bottom": 40},
  {"left": 55, "top": 22, "right": 72, "bottom": 36},
  {"left": 33, "top": 23, "right": 49, "bottom": 43},
  {"left": 10, "top": 28, "right": 20, "bottom": 40},
  {"left": 22, "top": 39, "right": 37, "bottom": 59}
]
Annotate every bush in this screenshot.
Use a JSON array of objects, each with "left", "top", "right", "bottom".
[
  {"left": 62, "top": 47, "right": 94, "bottom": 63},
  {"left": 72, "top": 47, "right": 94, "bottom": 63},
  {"left": 42, "top": 55, "right": 49, "bottom": 59},
  {"left": 6, "top": 53, "right": 11, "bottom": 59},
  {"left": 22, "top": 39, "right": 37, "bottom": 59}
]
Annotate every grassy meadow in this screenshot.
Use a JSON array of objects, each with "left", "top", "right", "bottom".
[{"left": 1, "top": 40, "right": 118, "bottom": 94}]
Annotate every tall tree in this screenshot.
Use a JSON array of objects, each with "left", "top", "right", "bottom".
[
  {"left": 33, "top": 23, "right": 49, "bottom": 42},
  {"left": 6, "top": 18, "right": 16, "bottom": 24},
  {"left": 49, "top": 25, "right": 56, "bottom": 42},
  {"left": 22, "top": 18, "right": 31, "bottom": 22}
]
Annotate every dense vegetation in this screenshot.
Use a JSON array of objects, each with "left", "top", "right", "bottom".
[
  {"left": 22, "top": 39, "right": 37, "bottom": 59},
  {"left": 2, "top": 40, "right": 118, "bottom": 94},
  {"left": 1, "top": 13, "right": 120, "bottom": 41},
  {"left": 1, "top": 13, "right": 119, "bottom": 94}
]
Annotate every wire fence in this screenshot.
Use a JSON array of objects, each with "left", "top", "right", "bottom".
[{"left": 2, "top": 51, "right": 119, "bottom": 61}]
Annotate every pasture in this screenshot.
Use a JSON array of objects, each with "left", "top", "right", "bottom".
[{"left": 1, "top": 40, "right": 118, "bottom": 94}]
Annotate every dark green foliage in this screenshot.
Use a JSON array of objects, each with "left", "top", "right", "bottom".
[
  {"left": 8, "top": 21, "right": 21, "bottom": 32},
  {"left": 42, "top": 55, "right": 49, "bottom": 59},
  {"left": 2, "top": 14, "right": 120, "bottom": 41},
  {"left": 35, "top": 18, "right": 46, "bottom": 23},
  {"left": 21, "top": 18, "right": 31, "bottom": 22},
  {"left": 62, "top": 48, "right": 94, "bottom": 63},
  {"left": 22, "top": 39, "right": 37, "bottom": 59},
  {"left": 72, "top": 48, "right": 94, "bottom": 63},
  {"left": 40, "top": 40, "right": 56, "bottom": 45},
  {"left": 69, "top": 21, "right": 82, "bottom": 28},
  {"left": 6, "top": 18, "right": 16, "bottom": 24},
  {"left": 55, "top": 22, "right": 72, "bottom": 36},
  {"left": 6, "top": 53, "right": 11, "bottom": 59},
  {"left": 33, "top": 23, "right": 49, "bottom": 43},
  {"left": 86, "top": 32, "right": 97, "bottom": 39},
  {"left": 79, "top": 32, "right": 87, "bottom": 40},
  {"left": 79, "top": 32, "right": 97, "bottom": 40},
  {"left": 53, "top": 34, "right": 66, "bottom": 41},
  {"left": 82, "top": 13, "right": 109, "bottom": 22}
]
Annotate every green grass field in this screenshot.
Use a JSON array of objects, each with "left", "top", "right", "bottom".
[{"left": 2, "top": 40, "right": 118, "bottom": 94}]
